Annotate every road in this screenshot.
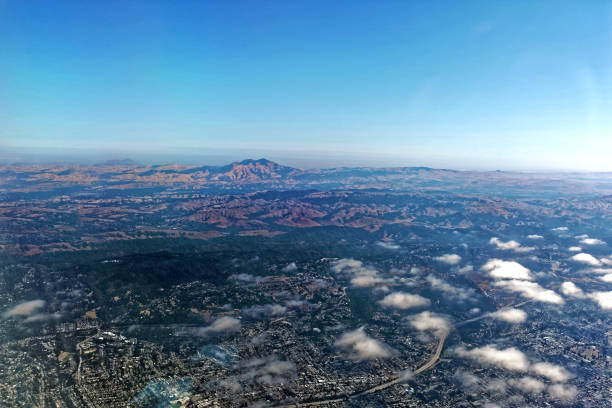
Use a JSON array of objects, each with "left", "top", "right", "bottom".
[
  {"left": 274, "top": 300, "right": 531, "bottom": 407},
  {"left": 274, "top": 331, "right": 449, "bottom": 407}
]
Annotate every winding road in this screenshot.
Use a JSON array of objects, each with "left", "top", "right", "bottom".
[
  {"left": 274, "top": 331, "right": 448, "bottom": 407},
  {"left": 274, "top": 301, "right": 530, "bottom": 407}
]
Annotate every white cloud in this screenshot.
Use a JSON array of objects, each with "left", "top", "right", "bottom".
[
  {"left": 282, "top": 262, "right": 297, "bottom": 272},
  {"left": 508, "top": 376, "right": 546, "bottom": 394},
  {"left": 580, "top": 237, "right": 606, "bottom": 246},
  {"left": 379, "top": 292, "right": 430, "bottom": 309},
  {"left": 458, "top": 264, "right": 474, "bottom": 274},
  {"left": 560, "top": 282, "right": 584, "bottom": 298},
  {"left": 2, "top": 300, "right": 46, "bottom": 319},
  {"left": 485, "top": 378, "right": 507, "bottom": 393},
  {"left": 331, "top": 258, "right": 389, "bottom": 288},
  {"left": 242, "top": 304, "right": 287, "bottom": 319},
  {"left": 453, "top": 369, "right": 480, "bottom": 389},
  {"left": 335, "top": 327, "right": 395, "bottom": 360},
  {"left": 570, "top": 253, "right": 601, "bottom": 266},
  {"left": 376, "top": 241, "right": 400, "bottom": 250},
  {"left": 493, "top": 279, "right": 564, "bottom": 304},
  {"left": 454, "top": 345, "right": 530, "bottom": 371},
  {"left": 330, "top": 258, "right": 364, "bottom": 273},
  {"left": 600, "top": 273, "right": 612, "bottom": 283},
  {"left": 552, "top": 227, "right": 568, "bottom": 231},
  {"left": 229, "top": 273, "right": 266, "bottom": 284},
  {"left": 351, "top": 275, "right": 386, "bottom": 287},
  {"left": 434, "top": 253, "right": 462, "bottom": 265},
  {"left": 426, "top": 275, "right": 475, "bottom": 301},
  {"left": 530, "top": 362, "right": 571, "bottom": 383},
  {"left": 198, "top": 316, "right": 241, "bottom": 336},
  {"left": 241, "top": 356, "right": 296, "bottom": 386},
  {"left": 455, "top": 345, "right": 572, "bottom": 385},
  {"left": 527, "top": 235, "right": 544, "bottom": 240},
  {"left": 24, "top": 312, "right": 62, "bottom": 323},
  {"left": 587, "top": 291, "right": 612, "bottom": 310},
  {"left": 489, "top": 237, "right": 534, "bottom": 253},
  {"left": 490, "top": 308, "right": 527, "bottom": 323},
  {"left": 568, "top": 246, "right": 582, "bottom": 252},
  {"left": 397, "top": 368, "right": 413, "bottom": 382},
  {"left": 587, "top": 267, "right": 612, "bottom": 275},
  {"left": 409, "top": 267, "right": 421, "bottom": 275},
  {"left": 547, "top": 383, "right": 578, "bottom": 401},
  {"left": 406, "top": 311, "right": 450, "bottom": 337},
  {"left": 481, "top": 259, "right": 533, "bottom": 280}
]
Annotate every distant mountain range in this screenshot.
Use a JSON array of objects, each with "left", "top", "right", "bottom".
[
  {"left": 2, "top": 158, "right": 612, "bottom": 198},
  {"left": 2, "top": 158, "right": 612, "bottom": 257}
]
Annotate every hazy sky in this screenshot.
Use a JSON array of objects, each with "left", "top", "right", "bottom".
[{"left": 1, "top": 1, "right": 611, "bottom": 170}]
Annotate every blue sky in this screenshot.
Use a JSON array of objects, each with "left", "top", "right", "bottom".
[{"left": 1, "top": 1, "right": 611, "bottom": 170}]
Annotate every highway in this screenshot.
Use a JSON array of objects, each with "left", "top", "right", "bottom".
[
  {"left": 274, "top": 300, "right": 530, "bottom": 407},
  {"left": 274, "top": 331, "right": 449, "bottom": 407}
]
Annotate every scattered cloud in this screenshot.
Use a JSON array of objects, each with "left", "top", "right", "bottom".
[
  {"left": 481, "top": 259, "right": 533, "bottom": 280},
  {"left": 426, "top": 275, "right": 475, "bottom": 302},
  {"left": 281, "top": 262, "right": 297, "bottom": 272},
  {"left": 228, "top": 274, "right": 266, "bottom": 284},
  {"left": 335, "top": 327, "right": 396, "bottom": 360},
  {"left": 578, "top": 236, "right": 606, "bottom": 246},
  {"left": 406, "top": 311, "right": 450, "bottom": 337},
  {"left": 379, "top": 292, "right": 430, "bottom": 309},
  {"left": 217, "top": 378, "right": 242, "bottom": 393},
  {"left": 350, "top": 274, "right": 386, "bottom": 287},
  {"left": 485, "top": 378, "right": 507, "bottom": 394},
  {"left": 2, "top": 300, "right": 46, "bottom": 319},
  {"left": 587, "top": 267, "right": 612, "bottom": 275},
  {"left": 570, "top": 253, "right": 601, "bottom": 266},
  {"left": 212, "top": 355, "right": 296, "bottom": 396},
  {"left": 490, "top": 308, "right": 527, "bottom": 323},
  {"left": 600, "top": 273, "right": 612, "bottom": 283},
  {"left": 527, "top": 234, "right": 544, "bottom": 240},
  {"left": 458, "top": 264, "right": 474, "bottom": 274},
  {"left": 376, "top": 241, "right": 400, "bottom": 250},
  {"left": 242, "top": 304, "right": 287, "bottom": 319},
  {"left": 197, "top": 316, "right": 241, "bottom": 336},
  {"left": 453, "top": 369, "right": 480, "bottom": 390},
  {"left": 241, "top": 356, "right": 296, "bottom": 386},
  {"left": 250, "top": 332, "right": 269, "bottom": 346},
  {"left": 587, "top": 291, "right": 612, "bottom": 310},
  {"left": 331, "top": 258, "right": 389, "bottom": 288},
  {"left": 434, "top": 253, "right": 462, "bottom": 265},
  {"left": 24, "top": 312, "right": 62, "bottom": 323},
  {"left": 455, "top": 345, "right": 573, "bottom": 389},
  {"left": 508, "top": 376, "right": 546, "bottom": 394},
  {"left": 397, "top": 368, "right": 413, "bottom": 382},
  {"left": 454, "top": 345, "right": 529, "bottom": 371},
  {"left": 493, "top": 279, "right": 564, "bottom": 304},
  {"left": 547, "top": 383, "right": 578, "bottom": 401},
  {"left": 489, "top": 237, "right": 534, "bottom": 253},
  {"left": 560, "top": 282, "right": 584, "bottom": 298},
  {"left": 530, "top": 362, "right": 571, "bottom": 383},
  {"left": 330, "top": 258, "right": 364, "bottom": 273},
  {"left": 568, "top": 246, "right": 582, "bottom": 252},
  {"left": 552, "top": 227, "right": 568, "bottom": 231}
]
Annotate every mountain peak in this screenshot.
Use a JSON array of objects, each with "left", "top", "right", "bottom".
[
  {"left": 215, "top": 158, "right": 294, "bottom": 181},
  {"left": 237, "top": 158, "right": 275, "bottom": 166}
]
